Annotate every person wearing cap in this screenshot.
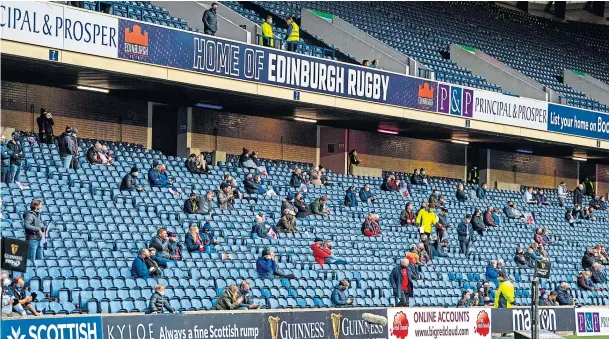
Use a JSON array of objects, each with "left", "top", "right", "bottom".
[
  {"left": 37, "top": 108, "right": 54, "bottom": 144},
  {"left": 58, "top": 126, "right": 76, "bottom": 169},
  {"left": 7, "top": 132, "right": 25, "bottom": 183},
  {"left": 494, "top": 271, "right": 515, "bottom": 308},
  {"left": 281, "top": 193, "right": 298, "bottom": 215},
  {"left": 120, "top": 167, "right": 144, "bottom": 191},
  {"left": 184, "top": 193, "right": 204, "bottom": 214},
  {"left": 185, "top": 153, "right": 209, "bottom": 174},
  {"left": 239, "top": 148, "right": 257, "bottom": 169},
  {"left": 148, "top": 160, "right": 174, "bottom": 188},
  {"left": 457, "top": 214, "right": 473, "bottom": 255},
  {"left": 276, "top": 209, "right": 297, "bottom": 233},
  {"left": 217, "top": 183, "right": 235, "bottom": 210},
  {"left": 256, "top": 248, "right": 278, "bottom": 279},
  {"left": 309, "top": 195, "right": 330, "bottom": 216},
  {"left": 201, "top": 222, "right": 218, "bottom": 251},
  {"left": 456, "top": 291, "right": 471, "bottom": 308},
  {"left": 344, "top": 186, "right": 358, "bottom": 207}
]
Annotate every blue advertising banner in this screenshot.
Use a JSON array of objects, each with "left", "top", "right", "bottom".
[
  {"left": 548, "top": 104, "right": 609, "bottom": 141},
  {"left": 116, "top": 20, "right": 437, "bottom": 112},
  {"left": 1, "top": 316, "right": 102, "bottom": 339}
]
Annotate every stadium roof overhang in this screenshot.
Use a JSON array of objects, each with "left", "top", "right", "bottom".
[{"left": 3, "top": 54, "right": 609, "bottom": 164}]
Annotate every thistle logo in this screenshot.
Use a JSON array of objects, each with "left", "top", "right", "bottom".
[
  {"left": 475, "top": 310, "right": 491, "bottom": 336},
  {"left": 124, "top": 24, "right": 149, "bottom": 59},
  {"left": 8, "top": 327, "right": 25, "bottom": 339},
  {"left": 417, "top": 82, "right": 435, "bottom": 109},
  {"left": 391, "top": 311, "right": 409, "bottom": 339}
]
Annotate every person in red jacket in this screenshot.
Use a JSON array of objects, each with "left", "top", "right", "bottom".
[
  {"left": 311, "top": 238, "right": 347, "bottom": 265},
  {"left": 361, "top": 213, "right": 381, "bottom": 237}
]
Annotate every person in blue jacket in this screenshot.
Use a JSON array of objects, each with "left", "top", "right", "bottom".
[
  {"left": 331, "top": 280, "right": 354, "bottom": 307},
  {"left": 148, "top": 160, "right": 174, "bottom": 188},
  {"left": 457, "top": 214, "right": 473, "bottom": 255},
  {"left": 200, "top": 222, "right": 218, "bottom": 253},
  {"left": 359, "top": 184, "right": 376, "bottom": 203},
  {"left": 256, "top": 248, "right": 277, "bottom": 279},
  {"left": 344, "top": 186, "right": 358, "bottom": 207},
  {"left": 485, "top": 260, "right": 500, "bottom": 288},
  {"left": 131, "top": 248, "right": 157, "bottom": 278},
  {"left": 476, "top": 183, "right": 487, "bottom": 199}
]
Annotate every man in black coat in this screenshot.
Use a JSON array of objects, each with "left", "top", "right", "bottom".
[
  {"left": 7, "top": 132, "right": 25, "bottom": 183},
  {"left": 24, "top": 200, "right": 45, "bottom": 262},
  {"left": 184, "top": 193, "right": 204, "bottom": 214},
  {"left": 573, "top": 184, "right": 584, "bottom": 207},
  {"left": 148, "top": 284, "right": 175, "bottom": 314},
  {"left": 582, "top": 248, "right": 597, "bottom": 270},
  {"left": 36, "top": 108, "right": 54, "bottom": 144},
  {"left": 202, "top": 3, "right": 218, "bottom": 35},
  {"left": 120, "top": 167, "right": 144, "bottom": 191}
]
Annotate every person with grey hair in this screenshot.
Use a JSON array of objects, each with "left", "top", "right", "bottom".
[
  {"left": 389, "top": 258, "right": 418, "bottom": 307},
  {"left": 555, "top": 282, "right": 575, "bottom": 305},
  {"left": 131, "top": 248, "right": 157, "bottom": 278},
  {"left": 86, "top": 143, "right": 104, "bottom": 164}
]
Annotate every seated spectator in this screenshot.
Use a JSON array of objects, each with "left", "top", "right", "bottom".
[
  {"left": 536, "top": 189, "right": 550, "bottom": 205},
  {"left": 428, "top": 188, "right": 440, "bottom": 209},
  {"left": 591, "top": 263, "right": 608, "bottom": 284},
  {"left": 485, "top": 260, "right": 499, "bottom": 288},
  {"left": 184, "top": 193, "right": 204, "bottom": 214},
  {"left": 492, "top": 208, "right": 502, "bottom": 226},
  {"left": 456, "top": 291, "right": 471, "bottom": 308},
  {"left": 514, "top": 248, "right": 531, "bottom": 268},
  {"left": 523, "top": 187, "right": 537, "bottom": 204},
  {"left": 555, "top": 283, "right": 575, "bottom": 306},
  {"left": 359, "top": 184, "right": 376, "bottom": 203},
  {"left": 534, "top": 228, "right": 547, "bottom": 246},
  {"left": 148, "top": 248, "right": 172, "bottom": 269},
  {"left": 200, "top": 191, "right": 215, "bottom": 216},
  {"left": 148, "top": 284, "right": 175, "bottom": 314},
  {"left": 531, "top": 242, "right": 547, "bottom": 259},
  {"left": 577, "top": 270, "right": 600, "bottom": 291},
  {"left": 456, "top": 184, "right": 468, "bottom": 202},
  {"left": 478, "top": 281, "right": 495, "bottom": 306},
  {"left": 86, "top": 143, "right": 112, "bottom": 165},
  {"left": 251, "top": 215, "right": 275, "bottom": 239},
  {"left": 471, "top": 208, "right": 487, "bottom": 236},
  {"left": 217, "top": 183, "right": 235, "bottom": 210},
  {"left": 525, "top": 246, "right": 540, "bottom": 266},
  {"left": 220, "top": 173, "right": 233, "bottom": 188},
  {"left": 565, "top": 210, "right": 576, "bottom": 226},
  {"left": 476, "top": 183, "right": 487, "bottom": 199},
  {"left": 572, "top": 204, "right": 584, "bottom": 219},
  {"left": 167, "top": 232, "right": 182, "bottom": 260},
  {"left": 215, "top": 285, "right": 244, "bottom": 310},
  {"left": 410, "top": 169, "right": 423, "bottom": 185},
  {"left": 239, "top": 148, "right": 258, "bottom": 169},
  {"left": 149, "top": 228, "right": 177, "bottom": 261},
  {"left": 400, "top": 203, "right": 416, "bottom": 226},
  {"left": 120, "top": 167, "right": 144, "bottom": 191},
  {"left": 583, "top": 206, "right": 596, "bottom": 221},
  {"left": 331, "top": 280, "right": 354, "bottom": 307},
  {"left": 344, "top": 186, "right": 358, "bottom": 207},
  {"left": 419, "top": 168, "right": 428, "bottom": 184},
  {"left": 185, "top": 153, "right": 209, "bottom": 174},
  {"left": 131, "top": 248, "right": 158, "bottom": 278},
  {"left": 431, "top": 237, "right": 449, "bottom": 258},
  {"left": 483, "top": 206, "right": 497, "bottom": 227},
  {"left": 276, "top": 209, "right": 297, "bottom": 233},
  {"left": 294, "top": 193, "right": 309, "bottom": 218},
  {"left": 436, "top": 208, "right": 450, "bottom": 242},
  {"left": 310, "top": 166, "right": 322, "bottom": 185},
  {"left": 282, "top": 193, "right": 298, "bottom": 215},
  {"left": 370, "top": 59, "right": 379, "bottom": 68},
  {"left": 185, "top": 224, "right": 217, "bottom": 253},
  {"left": 361, "top": 213, "right": 382, "bottom": 237},
  {"left": 244, "top": 173, "right": 259, "bottom": 194},
  {"left": 200, "top": 222, "right": 218, "bottom": 251},
  {"left": 582, "top": 248, "right": 596, "bottom": 270},
  {"left": 250, "top": 151, "right": 261, "bottom": 167},
  {"left": 8, "top": 276, "right": 38, "bottom": 317},
  {"left": 362, "top": 59, "right": 370, "bottom": 66},
  {"left": 380, "top": 174, "right": 392, "bottom": 191},
  {"left": 600, "top": 196, "right": 609, "bottom": 210},
  {"left": 319, "top": 165, "right": 332, "bottom": 186},
  {"left": 416, "top": 204, "right": 438, "bottom": 237},
  {"left": 504, "top": 201, "right": 525, "bottom": 219},
  {"left": 309, "top": 195, "right": 330, "bottom": 216},
  {"left": 290, "top": 168, "right": 304, "bottom": 189},
  {"left": 541, "top": 228, "right": 554, "bottom": 245},
  {"left": 238, "top": 281, "right": 260, "bottom": 310},
  {"left": 311, "top": 238, "right": 347, "bottom": 265},
  {"left": 229, "top": 178, "right": 243, "bottom": 199},
  {"left": 539, "top": 291, "right": 559, "bottom": 306},
  {"left": 148, "top": 160, "right": 175, "bottom": 188},
  {"left": 255, "top": 174, "right": 277, "bottom": 196},
  {"left": 589, "top": 196, "right": 602, "bottom": 210},
  {"left": 256, "top": 248, "right": 296, "bottom": 279}
]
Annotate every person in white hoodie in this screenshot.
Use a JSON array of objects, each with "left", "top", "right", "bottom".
[
  {"left": 557, "top": 182, "right": 567, "bottom": 207},
  {"left": 523, "top": 187, "right": 536, "bottom": 205}
]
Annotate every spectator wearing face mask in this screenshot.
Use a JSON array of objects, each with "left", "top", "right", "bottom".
[
  {"left": 428, "top": 188, "right": 440, "bottom": 209},
  {"left": 557, "top": 182, "right": 568, "bottom": 207},
  {"left": 536, "top": 189, "right": 550, "bottom": 205},
  {"left": 58, "top": 127, "right": 76, "bottom": 169},
  {"left": 238, "top": 281, "right": 260, "bottom": 310},
  {"left": 311, "top": 238, "right": 347, "bottom": 265},
  {"left": 582, "top": 248, "right": 597, "bottom": 270},
  {"left": 282, "top": 193, "right": 298, "bottom": 215},
  {"left": 1, "top": 271, "right": 21, "bottom": 317},
  {"left": 215, "top": 285, "right": 243, "bottom": 311},
  {"left": 9, "top": 276, "right": 39, "bottom": 316},
  {"left": 577, "top": 270, "right": 600, "bottom": 291},
  {"left": 293, "top": 193, "right": 309, "bottom": 218},
  {"left": 310, "top": 195, "right": 330, "bottom": 216},
  {"left": 400, "top": 203, "right": 416, "bottom": 226},
  {"left": 389, "top": 258, "right": 418, "bottom": 307},
  {"left": 200, "top": 191, "right": 215, "bottom": 216},
  {"left": 148, "top": 284, "right": 175, "bottom": 314},
  {"left": 276, "top": 209, "right": 297, "bottom": 233},
  {"left": 24, "top": 199, "right": 45, "bottom": 261},
  {"left": 456, "top": 291, "right": 471, "bottom": 308},
  {"left": 504, "top": 201, "right": 525, "bottom": 219},
  {"left": 476, "top": 183, "right": 488, "bottom": 199},
  {"left": 148, "top": 160, "right": 175, "bottom": 188},
  {"left": 494, "top": 271, "right": 515, "bottom": 309},
  {"left": 456, "top": 184, "right": 468, "bottom": 202},
  {"left": 555, "top": 282, "right": 575, "bottom": 306},
  {"left": 184, "top": 193, "right": 204, "bottom": 214},
  {"left": 185, "top": 153, "right": 209, "bottom": 174},
  {"left": 539, "top": 291, "right": 559, "bottom": 306},
  {"left": 471, "top": 208, "right": 487, "bottom": 237},
  {"left": 591, "top": 263, "right": 608, "bottom": 284},
  {"left": 361, "top": 213, "right": 381, "bottom": 237},
  {"left": 583, "top": 206, "right": 596, "bottom": 221},
  {"left": 436, "top": 208, "right": 450, "bottom": 242},
  {"left": 344, "top": 186, "right": 358, "bottom": 207},
  {"left": 492, "top": 208, "right": 502, "bottom": 227},
  {"left": 1, "top": 136, "right": 11, "bottom": 183},
  {"left": 573, "top": 184, "right": 584, "bottom": 207},
  {"left": 482, "top": 206, "right": 497, "bottom": 228},
  {"left": 514, "top": 248, "right": 531, "bottom": 268},
  {"left": 416, "top": 205, "right": 438, "bottom": 238},
  {"left": 167, "top": 232, "right": 182, "bottom": 260},
  {"left": 37, "top": 108, "right": 54, "bottom": 144},
  {"left": 359, "top": 184, "right": 376, "bottom": 203},
  {"left": 120, "top": 167, "right": 144, "bottom": 191},
  {"left": 332, "top": 280, "right": 355, "bottom": 307}
]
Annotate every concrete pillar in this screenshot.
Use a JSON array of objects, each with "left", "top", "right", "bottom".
[
  {"left": 176, "top": 107, "right": 191, "bottom": 158},
  {"left": 146, "top": 102, "right": 154, "bottom": 150}
]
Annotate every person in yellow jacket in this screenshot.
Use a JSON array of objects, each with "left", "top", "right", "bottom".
[
  {"left": 284, "top": 16, "right": 299, "bottom": 52},
  {"left": 416, "top": 205, "right": 437, "bottom": 238},
  {"left": 494, "top": 271, "right": 515, "bottom": 308},
  {"left": 260, "top": 15, "right": 274, "bottom": 47}
]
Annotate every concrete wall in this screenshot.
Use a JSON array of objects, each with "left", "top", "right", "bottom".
[
  {"left": 301, "top": 9, "right": 409, "bottom": 74},
  {"left": 563, "top": 69, "right": 609, "bottom": 106},
  {"left": 449, "top": 44, "right": 557, "bottom": 102},
  {"left": 319, "top": 126, "right": 348, "bottom": 174},
  {"left": 151, "top": 1, "right": 252, "bottom": 43}
]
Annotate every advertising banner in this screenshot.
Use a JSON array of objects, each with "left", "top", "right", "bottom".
[
  {"left": 575, "top": 308, "right": 609, "bottom": 336},
  {"left": 387, "top": 307, "right": 492, "bottom": 339},
  {"left": 437, "top": 83, "right": 473, "bottom": 117},
  {"left": 1, "top": 316, "right": 102, "bottom": 339},
  {"left": 1, "top": 1, "right": 118, "bottom": 58},
  {"left": 472, "top": 90, "right": 548, "bottom": 130},
  {"left": 491, "top": 308, "right": 576, "bottom": 333},
  {"left": 548, "top": 104, "right": 609, "bottom": 141},
  {"left": 1, "top": 237, "right": 30, "bottom": 272},
  {"left": 116, "top": 19, "right": 437, "bottom": 112}
]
